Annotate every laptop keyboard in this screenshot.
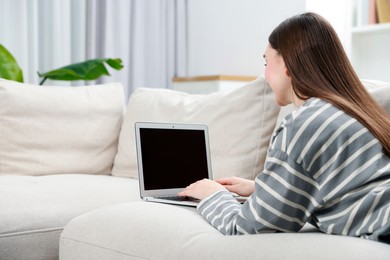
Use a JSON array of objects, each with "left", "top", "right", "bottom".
[{"left": 157, "top": 195, "right": 199, "bottom": 202}]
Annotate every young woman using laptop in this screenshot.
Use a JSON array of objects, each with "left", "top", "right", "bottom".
[{"left": 179, "top": 12, "right": 390, "bottom": 243}]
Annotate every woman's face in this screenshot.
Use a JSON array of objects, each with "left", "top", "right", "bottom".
[{"left": 263, "top": 44, "right": 293, "bottom": 106}]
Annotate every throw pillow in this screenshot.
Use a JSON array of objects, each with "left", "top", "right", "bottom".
[
  {"left": 0, "top": 79, "right": 125, "bottom": 176},
  {"left": 111, "top": 76, "right": 280, "bottom": 180}
]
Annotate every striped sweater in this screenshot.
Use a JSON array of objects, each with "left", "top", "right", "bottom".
[{"left": 198, "top": 98, "right": 390, "bottom": 243}]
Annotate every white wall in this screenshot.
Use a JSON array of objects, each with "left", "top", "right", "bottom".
[{"left": 186, "top": 0, "right": 306, "bottom": 77}]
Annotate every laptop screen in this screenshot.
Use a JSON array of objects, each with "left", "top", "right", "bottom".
[{"left": 139, "top": 127, "right": 209, "bottom": 190}]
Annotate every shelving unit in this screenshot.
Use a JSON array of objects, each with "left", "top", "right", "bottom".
[
  {"left": 348, "top": 0, "right": 390, "bottom": 82},
  {"left": 350, "top": 22, "right": 390, "bottom": 82},
  {"left": 306, "top": 0, "right": 390, "bottom": 82},
  {"left": 351, "top": 22, "right": 390, "bottom": 34}
]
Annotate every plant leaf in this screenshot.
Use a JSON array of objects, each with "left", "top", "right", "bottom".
[
  {"left": 37, "top": 58, "right": 124, "bottom": 84},
  {"left": 106, "top": 58, "right": 124, "bottom": 70},
  {"left": 0, "top": 44, "right": 24, "bottom": 82}
]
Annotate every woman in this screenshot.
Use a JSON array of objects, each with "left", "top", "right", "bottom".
[{"left": 179, "top": 12, "right": 390, "bottom": 243}]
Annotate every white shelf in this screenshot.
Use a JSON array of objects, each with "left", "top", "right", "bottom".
[
  {"left": 307, "top": 0, "right": 390, "bottom": 82},
  {"left": 351, "top": 23, "right": 390, "bottom": 34},
  {"left": 350, "top": 22, "right": 390, "bottom": 82}
]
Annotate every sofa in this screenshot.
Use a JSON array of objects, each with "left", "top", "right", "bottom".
[{"left": 0, "top": 77, "right": 389, "bottom": 260}]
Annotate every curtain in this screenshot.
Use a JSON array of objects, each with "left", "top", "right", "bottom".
[
  {"left": 0, "top": 0, "right": 85, "bottom": 85},
  {"left": 86, "top": 0, "right": 188, "bottom": 100},
  {"left": 0, "top": 0, "right": 187, "bottom": 100}
]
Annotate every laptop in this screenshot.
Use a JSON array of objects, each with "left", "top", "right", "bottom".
[{"left": 135, "top": 122, "right": 212, "bottom": 207}]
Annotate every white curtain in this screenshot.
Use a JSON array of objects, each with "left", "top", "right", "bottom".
[
  {"left": 86, "top": 0, "right": 188, "bottom": 99},
  {"left": 0, "top": 0, "right": 84, "bottom": 85},
  {"left": 0, "top": 0, "right": 187, "bottom": 100}
]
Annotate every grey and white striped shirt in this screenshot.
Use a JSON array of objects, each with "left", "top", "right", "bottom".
[{"left": 198, "top": 98, "right": 390, "bottom": 243}]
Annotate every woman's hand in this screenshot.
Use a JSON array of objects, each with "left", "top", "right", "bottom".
[
  {"left": 178, "top": 179, "right": 227, "bottom": 200},
  {"left": 215, "top": 177, "right": 255, "bottom": 197}
]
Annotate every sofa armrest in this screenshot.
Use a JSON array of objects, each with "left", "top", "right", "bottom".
[{"left": 60, "top": 202, "right": 390, "bottom": 260}]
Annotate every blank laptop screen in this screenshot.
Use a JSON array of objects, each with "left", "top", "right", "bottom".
[{"left": 139, "top": 128, "right": 209, "bottom": 190}]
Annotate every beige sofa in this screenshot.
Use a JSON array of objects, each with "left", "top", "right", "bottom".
[{"left": 0, "top": 77, "right": 389, "bottom": 260}]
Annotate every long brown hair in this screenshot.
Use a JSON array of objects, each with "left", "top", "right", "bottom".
[{"left": 269, "top": 12, "right": 390, "bottom": 157}]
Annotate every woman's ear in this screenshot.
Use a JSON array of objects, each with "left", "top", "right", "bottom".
[{"left": 285, "top": 68, "right": 291, "bottom": 77}]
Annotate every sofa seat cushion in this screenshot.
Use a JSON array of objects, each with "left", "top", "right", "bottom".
[
  {"left": 60, "top": 202, "right": 390, "bottom": 260},
  {"left": 0, "top": 174, "right": 140, "bottom": 260}
]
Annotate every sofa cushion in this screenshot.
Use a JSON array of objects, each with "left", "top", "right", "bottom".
[
  {"left": 0, "top": 79, "right": 125, "bottom": 176},
  {"left": 361, "top": 79, "right": 390, "bottom": 113},
  {"left": 274, "top": 80, "right": 390, "bottom": 131},
  {"left": 60, "top": 202, "right": 390, "bottom": 260},
  {"left": 0, "top": 174, "right": 140, "bottom": 260},
  {"left": 112, "top": 76, "right": 280, "bottom": 180}
]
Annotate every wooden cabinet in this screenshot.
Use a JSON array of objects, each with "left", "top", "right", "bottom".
[{"left": 172, "top": 75, "right": 257, "bottom": 94}]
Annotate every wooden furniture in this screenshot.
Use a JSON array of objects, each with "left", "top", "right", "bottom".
[{"left": 172, "top": 75, "right": 257, "bottom": 94}]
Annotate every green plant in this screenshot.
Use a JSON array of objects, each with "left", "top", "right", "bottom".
[
  {"left": 0, "top": 44, "right": 123, "bottom": 85},
  {"left": 37, "top": 58, "right": 123, "bottom": 85},
  {"left": 0, "top": 44, "right": 24, "bottom": 82}
]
